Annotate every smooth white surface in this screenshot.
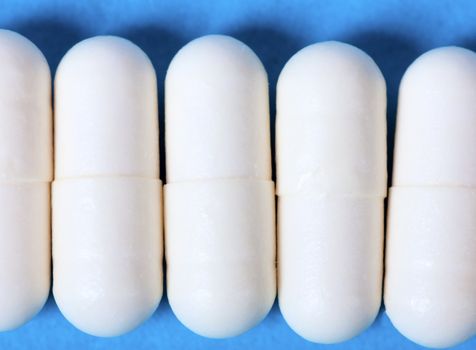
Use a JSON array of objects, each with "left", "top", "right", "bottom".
[
  {"left": 166, "top": 34, "right": 271, "bottom": 182},
  {"left": 278, "top": 194, "right": 384, "bottom": 343},
  {"left": 276, "top": 41, "right": 387, "bottom": 343},
  {"left": 392, "top": 47, "right": 476, "bottom": 187},
  {"left": 0, "top": 30, "right": 52, "bottom": 331},
  {"left": 165, "top": 35, "right": 276, "bottom": 338},
  {"left": 165, "top": 180, "right": 275, "bottom": 338},
  {"left": 385, "top": 187, "right": 476, "bottom": 348},
  {"left": 53, "top": 179, "right": 162, "bottom": 337},
  {"left": 0, "top": 183, "right": 50, "bottom": 331},
  {"left": 277, "top": 41, "right": 386, "bottom": 197},
  {"left": 0, "top": 30, "right": 52, "bottom": 181},
  {"left": 53, "top": 36, "right": 163, "bottom": 337},
  {"left": 55, "top": 36, "right": 159, "bottom": 179},
  {"left": 385, "top": 47, "right": 476, "bottom": 348}
]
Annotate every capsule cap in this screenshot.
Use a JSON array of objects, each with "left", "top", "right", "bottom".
[
  {"left": 0, "top": 30, "right": 52, "bottom": 181},
  {"left": 165, "top": 35, "right": 271, "bottom": 183},
  {"left": 277, "top": 41, "right": 387, "bottom": 197},
  {"left": 55, "top": 36, "right": 159, "bottom": 179},
  {"left": 393, "top": 47, "right": 476, "bottom": 187}
]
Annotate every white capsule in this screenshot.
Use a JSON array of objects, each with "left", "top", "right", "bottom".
[
  {"left": 277, "top": 41, "right": 387, "bottom": 343},
  {"left": 0, "top": 30, "right": 51, "bottom": 330},
  {"left": 385, "top": 47, "right": 476, "bottom": 348},
  {"left": 165, "top": 35, "right": 276, "bottom": 338},
  {"left": 53, "top": 36, "right": 162, "bottom": 337}
]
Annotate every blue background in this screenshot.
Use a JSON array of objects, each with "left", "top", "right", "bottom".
[{"left": 0, "top": 0, "right": 475, "bottom": 349}]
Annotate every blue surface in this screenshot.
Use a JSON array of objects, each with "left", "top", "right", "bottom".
[{"left": 0, "top": 0, "right": 475, "bottom": 349}]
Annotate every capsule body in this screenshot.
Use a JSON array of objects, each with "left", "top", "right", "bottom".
[
  {"left": 0, "top": 30, "right": 51, "bottom": 330},
  {"left": 277, "top": 42, "right": 387, "bottom": 343},
  {"left": 165, "top": 35, "right": 276, "bottom": 338},
  {"left": 53, "top": 36, "right": 162, "bottom": 337},
  {"left": 385, "top": 47, "right": 476, "bottom": 348}
]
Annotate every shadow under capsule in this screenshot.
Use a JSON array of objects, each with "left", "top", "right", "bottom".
[
  {"left": 231, "top": 26, "right": 303, "bottom": 182},
  {"left": 345, "top": 30, "right": 421, "bottom": 179},
  {"left": 120, "top": 25, "right": 187, "bottom": 183},
  {"left": 11, "top": 17, "right": 85, "bottom": 74},
  {"left": 2, "top": 18, "right": 84, "bottom": 322},
  {"left": 457, "top": 36, "right": 476, "bottom": 52},
  {"left": 119, "top": 25, "right": 188, "bottom": 322},
  {"left": 345, "top": 31, "right": 421, "bottom": 313}
]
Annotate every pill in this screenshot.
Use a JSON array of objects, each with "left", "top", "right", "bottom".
[
  {"left": 385, "top": 47, "right": 476, "bottom": 348},
  {"left": 53, "top": 36, "right": 162, "bottom": 337},
  {"left": 0, "top": 30, "right": 52, "bottom": 331},
  {"left": 165, "top": 35, "right": 276, "bottom": 338},
  {"left": 276, "top": 42, "right": 387, "bottom": 343}
]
